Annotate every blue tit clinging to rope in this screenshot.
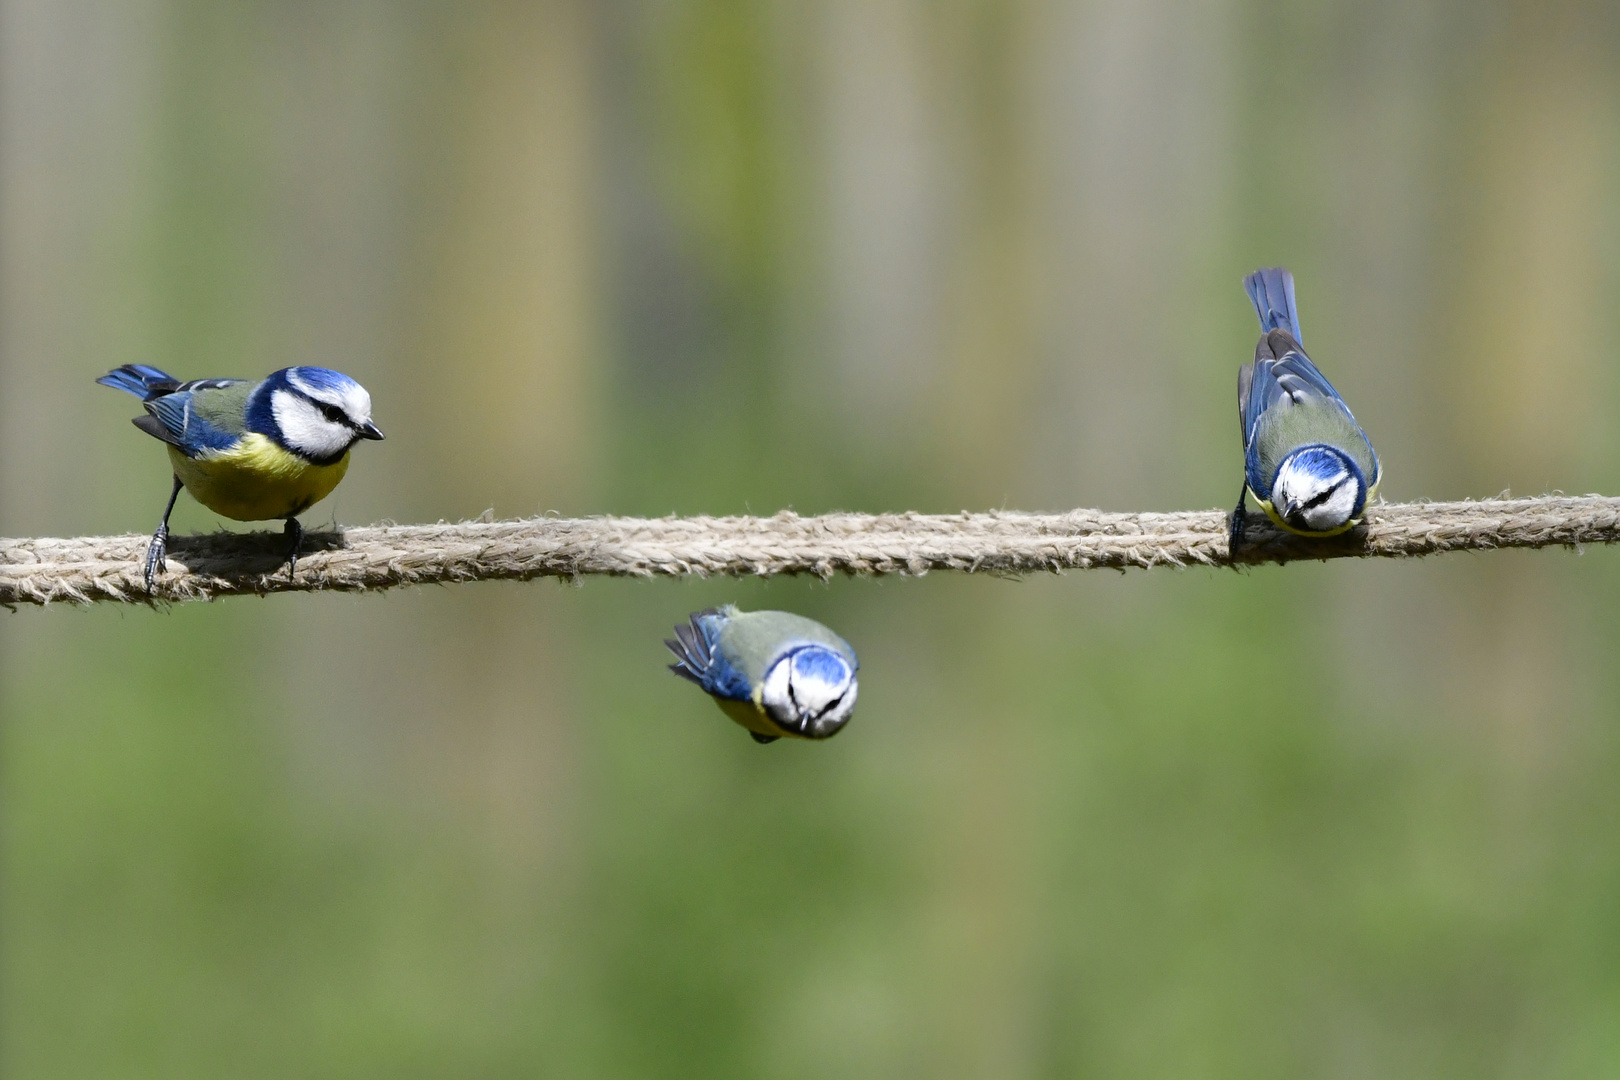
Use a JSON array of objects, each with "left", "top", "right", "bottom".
[
  {"left": 98, "top": 364, "right": 384, "bottom": 588},
  {"left": 1231, "top": 267, "right": 1381, "bottom": 552},
  {"left": 666, "top": 606, "right": 859, "bottom": 744}
]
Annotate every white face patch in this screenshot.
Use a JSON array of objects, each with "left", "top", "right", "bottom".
[
  {"left": 286, "top": 368, "right": 373, "bottom": 426},
  {"left": 271, "top": 388, "right": 354, "bottom": 461},
  {"left": 1273, "top": 455, "right": 1360, "bottom": 532},
  {"left": 760, "top": 647, "right": 858, "bottom": 738}
]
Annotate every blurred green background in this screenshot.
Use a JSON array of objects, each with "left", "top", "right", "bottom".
[{"left": 6, "top": 1, "right": 1620, "bottom": 1076}]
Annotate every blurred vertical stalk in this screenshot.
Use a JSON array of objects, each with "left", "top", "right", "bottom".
[{"left": 401, "top": 0, "right": 602, "bottom": 519}]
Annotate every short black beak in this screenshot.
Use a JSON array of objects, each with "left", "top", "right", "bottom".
[{"left": 357, "top": 421, "right": 385, "bottom": 441}]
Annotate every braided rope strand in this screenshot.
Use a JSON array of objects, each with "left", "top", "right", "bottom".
[{"left": 4, "top": 495, "right": 1618, "bottom": 606}]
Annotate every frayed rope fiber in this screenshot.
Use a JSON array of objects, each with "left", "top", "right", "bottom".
[{"left": 4, "top": 494, "right": 1620, "bottom": 606}]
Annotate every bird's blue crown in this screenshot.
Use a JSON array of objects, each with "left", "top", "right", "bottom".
[
  {"left": 247, "top": 366, "right": 361, "bottom": 415},
  {"left": 285, "top": 366, "right": 364, "bottom": 397},
  {"left": 789, "top": 646, "right": 852, "bottom": 685},
  {"left": 1279, "top": 444, "right": 1354, "bottom": 485}
]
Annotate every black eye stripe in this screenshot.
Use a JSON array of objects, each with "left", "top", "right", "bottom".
[{"left": 1301, "top": 476, "right": 1350, "bottom": 510}]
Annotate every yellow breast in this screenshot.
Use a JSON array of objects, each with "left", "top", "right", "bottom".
[
  {"left": 715, "top": 696, "right": 803, "bottom": 740},
  {"left": 167, "top": 434, "right": 351, "bottom": 522}
]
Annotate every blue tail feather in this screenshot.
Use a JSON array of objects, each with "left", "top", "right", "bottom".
[
  {"left": 96, "top": 364, "right": 180, "bottom": 399},
  {"left": 1243, "top": 267, "right": 1302, "bottom": 343}
]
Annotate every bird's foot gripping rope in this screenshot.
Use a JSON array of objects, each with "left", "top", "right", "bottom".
[
  {"left": 142, "top": 527, "right": 168, "bottom": 593},
  {"left": 5, "top": 495, "right": 1620, "bottom": 607},
  {"left": 142, "top": 475, "right": 185, "bottom": 591},
  {"left": 283, "top": 518, "right": 304, "bottom": 583},
  {"left": 1229, "top": 480, "right": 1249, "bottom": 554}
]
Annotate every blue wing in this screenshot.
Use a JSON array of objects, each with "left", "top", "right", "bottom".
[
  {"left": 1241, "top": 340, "right": 1378, "bottom": 497},
  {"left": 141, "top": 387, "right": 246, "bottom": 456},
  {"left": 1240, "top": 266, "right": 1360, "bottom": 439},
  {"left": 665, "top": 609, "right": 753, "bottom": 701},
  {"left": 1244, "top": 348, "right": 1347, "bottom": 450},
  {"left": 1243, "top": 341, "right": 1362, "bottom": 449}
]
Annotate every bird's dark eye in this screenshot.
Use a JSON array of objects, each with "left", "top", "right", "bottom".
[{"left": 318, "top": 403, "right": 348, "bottom": 425}]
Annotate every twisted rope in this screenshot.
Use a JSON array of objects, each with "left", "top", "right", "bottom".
[{"left": 3, "top": 495, "right": 1617, "bottom": 606}]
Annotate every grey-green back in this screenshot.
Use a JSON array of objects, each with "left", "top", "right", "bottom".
[
  {"left": 716, "top": 609, "right": 858, "bottom": 687},
  {"left": 186, "top": 382, "right": 254, "bottom": 436},
  {"left": 1251, "top": 397, "right": 1379, "bottom": 493}
]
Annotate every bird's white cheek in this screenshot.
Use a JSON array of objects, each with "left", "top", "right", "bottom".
[
  {"left": 1302, "top": 482, "right": 1360, "bottom": 531},
  {"left": 760, "top": 658, "right": 794, "bottom": 722},
  {"left": 1273, "top": 463, "right": 1326, "bottom": 511},
  {"left": 271, "top": 389, "right": 351, "bottom": 459},
  {"left": 807, "top": 678, "right": 857, "bottom": 737}
]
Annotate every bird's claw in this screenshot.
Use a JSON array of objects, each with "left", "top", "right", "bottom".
[
  {"left": 143, "top": 525, "right": 169, "bottom": 592},
  {"left": 283, "top": 518, "right": 303, "bottom": 582},
  {"left": 1228, "top": 482, "right": 1248, "bottom": 561}
]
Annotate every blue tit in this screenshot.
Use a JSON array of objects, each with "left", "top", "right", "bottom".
[
  {"left": 1231, "top": 267, "right": 1380, "bottom": 551},
  {"left": 97, "top": 364, "right": 384, "bottom": 587},
  {"left": 666, "top": 606, "right": 859, "bottom": 744}
]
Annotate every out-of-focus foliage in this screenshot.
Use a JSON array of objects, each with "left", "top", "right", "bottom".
[{"left": 6, "top": 1, "right": 1620, "bottom": 1076}]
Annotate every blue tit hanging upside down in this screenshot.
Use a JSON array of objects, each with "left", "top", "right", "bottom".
[
  {"left": 97, "top": 364, "right": 384, "bottom": 589},
  {"left": 666, "top": 606, "right": 859, "bottom": 744},
  {"left": 1230, "top": 267, "right": 1381, "bottom": 553}
]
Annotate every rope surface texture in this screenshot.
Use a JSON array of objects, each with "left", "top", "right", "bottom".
[{"left": 5, "top": 495, "right": 1618, "bottom": 606}]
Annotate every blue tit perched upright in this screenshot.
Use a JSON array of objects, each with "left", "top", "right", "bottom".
[
  {"left": 97, "top": 364, "right": 384, "bottom": 587},
  {"left": 666, "top": 606, "right": 859, "bottom": 744},
  {"left": 1231, "top": 267, "right": 1381, "bottom": 551}
]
